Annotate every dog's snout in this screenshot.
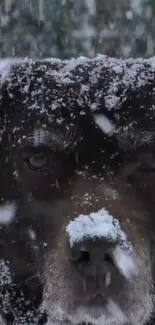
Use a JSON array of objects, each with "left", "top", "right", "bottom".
[
  {"left": 70, "top": 239, "right": 115, "bottom": 279},
  {"left": 66, "top": 208, "right": 137, "bottom": 282}
]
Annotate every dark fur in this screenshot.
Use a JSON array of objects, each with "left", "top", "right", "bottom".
[{"left": 0, "top": 56, "right": 155, "bottom": 324}]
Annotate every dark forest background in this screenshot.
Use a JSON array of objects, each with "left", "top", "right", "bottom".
[{"left": 0, "top": 0, "right": 155, "bottom": 59}]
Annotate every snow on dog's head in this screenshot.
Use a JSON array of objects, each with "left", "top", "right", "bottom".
[
  {"left": 0, "top": 58, "right": 23, "bottom": 86},
  {"left": 1, "top": 56, "right": 155, "bottom": 325}
]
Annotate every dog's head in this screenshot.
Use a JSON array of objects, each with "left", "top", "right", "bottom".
[{"left": 0, "top": 58, "right": 155, "bottom": 325}]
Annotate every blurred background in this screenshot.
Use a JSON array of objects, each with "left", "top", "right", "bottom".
[{"left": 0, "top": 0, "right": 154, "bottom": 59}]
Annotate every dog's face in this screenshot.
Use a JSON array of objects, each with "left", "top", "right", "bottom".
[{"left": 1, "top": 59, "right": 155, "bottom": 325}]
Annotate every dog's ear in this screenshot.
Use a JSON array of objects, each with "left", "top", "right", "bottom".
[
  {"left": 0, "top": 58, "right": 24, "bottom": 99},
  {"left": 0, "top": 61, "right": 16, "bottom": 120},
  {"left": 0, "top": 60, "right": 26, "bottom": 137},
  {"left": 0, "top": 62, "right": 25, "bottom": 203}
]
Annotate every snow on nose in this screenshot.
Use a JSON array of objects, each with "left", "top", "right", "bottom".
[{"left": 66, "top": 208, "right": 139, "bottom": 281}]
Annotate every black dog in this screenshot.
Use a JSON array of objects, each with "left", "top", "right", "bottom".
[{"left": 0, "top": 56, "right": 155, "bottom": 324}]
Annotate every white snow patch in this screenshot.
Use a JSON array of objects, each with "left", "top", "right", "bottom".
[
  {"left": 66, "top": 208, "right": 132, "bottom": 251},
  {"left": 0, "top": 260, "right": 12, "bottom": 286},
  {"left": 94, "top": 114, "right": 115, "bottom": 136},
  {"left": 0, "top": 202, "right": 17, "bottom": 224},
  {"left": 1, "top": 68, "right": 10, "bottom": 85},
  {"left": 0, "top": 58, "right": 23, "bottom": 85}
]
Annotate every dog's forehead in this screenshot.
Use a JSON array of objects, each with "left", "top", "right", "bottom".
[
  {"left": 3, "top": 59, "right": 85, "bottom": 122},
  {"left": 3, "top": 56, "right": 155, "bottom": 114},
  {"left": 0, "top": 63, "right": 77, "bottom": 145},
  {"left": 1, "top": 56, "right": 155, "bottom": 142}
]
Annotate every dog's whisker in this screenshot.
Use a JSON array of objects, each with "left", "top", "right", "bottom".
[{"left": 18, "top": 273, "right": 39, "bottom": 286}]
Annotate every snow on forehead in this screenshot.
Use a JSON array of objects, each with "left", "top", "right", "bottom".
[
  {"left": 0, "top": 259, "right": 12, "bottom": 285},
  {"left": 0, "top": 58, "right": 23, "bottom": 85},
  {"left": 4, "top": 55, "right": 155, "bottom": 117},
  {"left": 40, "top": 55, "right": 155, "bottom": 103},
  {"left": 8, "top": 55, "right": 155, "bottom": 85},
  {"left": 66, "top": 208, "right": 132, "bottom": 251},
  {"left": 91, "top": 55, "right": 155, "bottom": 111}
]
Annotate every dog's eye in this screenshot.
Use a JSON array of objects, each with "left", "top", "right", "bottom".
[{"left": 28, "top": 153, "right": 47, "bottom": 169}]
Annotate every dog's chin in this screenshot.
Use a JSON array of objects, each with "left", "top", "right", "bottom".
[{"left": 46, "top": 300, "right": 127, "bottom": 325}]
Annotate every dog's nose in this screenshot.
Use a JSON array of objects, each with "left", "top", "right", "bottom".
[
  {"left": 70, "top": 238, "right": 138, "bottom": 283},
  {"left": 70, "top": 239, "right": 115, "bottom": 278},
  {"left": 67, "top": 209, "right": 138, "bottom": 282}
]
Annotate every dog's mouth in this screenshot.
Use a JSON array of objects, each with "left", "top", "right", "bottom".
[{"left": 85, "top": 293, "right": 107, "bottom": 306}]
